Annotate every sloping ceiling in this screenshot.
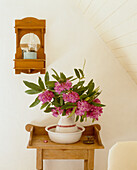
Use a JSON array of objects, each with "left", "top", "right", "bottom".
[{"left": 76, "top": 0, "right": 137, "bottom": 84}]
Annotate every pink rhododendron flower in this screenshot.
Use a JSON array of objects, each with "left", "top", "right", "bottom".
[
  {"left": 66, "top": 108, "right": 72, "bottom": 115},
  {"left": 86, "top": 107, "right": 103, "bottom": 120},
  {"left": 52, "top": 107, "right": 63, "bottom": 117},
  {"left": 38, "top": 91, "right": 54, "bottom": 104},
  {"left": 54, "top": 82, "right": 64, "bottom": 94},
  {"left": 54, "top": 80, "right": 72, "bottom": 94},
  {"left": 87, "top": 98, "right": 103, "bottom": 120},
  {"left": 62, "top": 80, "right": 72, "bottom": 90},
  {"left": 75, "top": 100, "right": 91, "bottom": 116},
  {"left": 63, "top": 92, "right": 80, "bottom": 103},
  {"left": 75, "top": 99, "right": 103, "bottom": 119},
  {"left": 93, "top": 98, "right": 101, "bottom": 104}
]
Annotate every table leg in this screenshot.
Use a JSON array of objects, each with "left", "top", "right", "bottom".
[
  {"left": 36, "top": 149, "right": 43, "bottom": 170},
  {"left": 88, "top": 150, "right": 94, "bottom": 170},
  {"left": 84, "top": 160, "right": 88, "bottom": 170}
]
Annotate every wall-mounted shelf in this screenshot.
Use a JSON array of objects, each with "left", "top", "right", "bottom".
[{"left": 14, "top": 17, "right": 46, "bottom": 74}]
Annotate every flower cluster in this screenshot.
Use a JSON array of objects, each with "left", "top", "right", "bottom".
[
  {"left": 63, "top": 92, "right": 80, "bottom": 103},
  {"left": 54, "top": 80, "right": 72, "bottom": 94},
  {"left": 38, "top": 90, "right": 54, "bottom": 104},
  {"left": 87, "top": 98, "right": 103, "bottom": 120},
  {"left": 75, "top": 100, "right": 91, "bottom": 116},
  {"left": 52, "top": 107, "right": 63, "bottom": 117},
  {"left": 75, "top": 98, "right": 103, "bottom": 120}
]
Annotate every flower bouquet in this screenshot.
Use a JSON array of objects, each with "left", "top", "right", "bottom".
[
  {"left": 23, "top": 64, "right": 105, "bottom": 143},
  {"left": 23, "top": 66, "right": 105, "bottom": 123}
]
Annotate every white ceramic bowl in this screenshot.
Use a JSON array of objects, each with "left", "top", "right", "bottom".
[{"left": 45, "top": 125, "right": 85, "bottom": 144}]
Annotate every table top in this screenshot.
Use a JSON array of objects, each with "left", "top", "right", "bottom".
[
  {"left": 27, "top": 134, "right": 104, "bottom": 150},
  {"left": 26, "top": 124, "right": 104, "bottom": 150}
]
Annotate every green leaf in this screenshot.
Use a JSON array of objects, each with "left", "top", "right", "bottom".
[
  {"left": 91, "top": 102, "right": 105, "bottom": 107},
  {"left": 78, "top": 69, "right": 84, "bottom": 77},
  {"left": 88, "top": 79, "right": 93, "bottom": 86},
  {"left": 23, "top": 81, "right": 42, "bottom": 92},
  {"left": 76, "top": 86, "right": 88, "bottom": 95},
  {"left": 87, "top": 87, "right": 101, "bottom": 102},
  {"left": 38, "top": 77, "right": 45, "bottom": 89},
  {"left": 73, "top": 81, "right": 85, "bottom": 89},
  {"left": 88, "top": 91, "right": 96, "bottom": 99},
  {"left": 60, "top": 102, "right": 77, "bottom": 109},
  {"left": 61, "top": 105, "right": 76, "bottom": 110},
  {"left": 82, "top": 59, "right": 86, "bottom": 71},
  {"left": 80, "top": 94, "right": 87, "bottom": 100},
  {"left": 51, "top": 68, "right": 60, "bottom": 79},
  {"left": 74, "top": 69, "right": 80, "bottom": 78},
  {"left": 93, "top": 91, "right": 102, "bottom": 99},
  {"left": 78, "top": 81, "right": 85, "bottom": 87},
  {"left": 62, "top": 110, "right": 66, "bottom": 116},
  {"left": 87, "top": 82, "right": 94, "bottom": 95},
  {"left": 68, "top": 106, "right": 77, "bottom": 118},
  {"left": 46, "top": 103, "right": 50, "bottom": 109},
  {"left": 44, "top": 107, "right": 55, "bottom": 113},
  {"left": 29, "top": 97, "right": 40, "bottom": 108},
  {"left": 88, "top": 87, "right": 101, "bottom": 100},
  {"left": 67, "top": 76, "right": 73, "bottom": 80},
  {"left": 60, "top": 97, "right": 64, "bottom": 106},
  {"left": 80, "top": 116, "right": 84, "bottom": 122},
  {"left": 83, "top": 111, "right": 87, "bottom": 118},
  {"left": 77, "top": 86, "right": 88, "bottom": 92},
  {"left": 45, "top": 71, "right": 49, "bottom": 83},
  {"left": 44, "top": 108, "right": 52, "bottom": 113},
  {"left": 25, "top": 90, "right": 41, "bottom": 95},
  {"left": 52, "top": 101, "right": 61, "bottom": 107},
  {"left": 75, "top": 115, "right": 79, "bottom": 122},
  {"left": 81, "top": 112, "right": 87, "bottom": 122},
  {"left": 49, "top": 89, "right": 56, "bottom": 92},
  {"left": 40, "top": 102, "right": 48, "bottom": 110},
  {"left": 71, "top": 78, "right": 78, "bottom": 81},
  {"left": 66, "top": 102, "right": 77, "bottom": 105},
  {"left": 45, "top": 81, "right": 56, "bottom": 88},
  {"left": 84, "top": 97, "right": 90, "bottom": 101},
  {"left": 78, "top": 81, "right": 85, "bottom": 86},
  {"left": 52, "top": 74, "right": 59, "bottom": 81},
  {"left": 94, "top": 86, "right": 100, "bottom": 93},
  {"left": 92, "top": 118, "right": 95, "bottom": 123},
  {"left": 60, "top": 72, "right": 66, "bottom": 81},
  {"left": 52, "top": 96, "right": 61, "bottom": 107},
  {"left": 44, "top": 104, "right": 55, "bottom": 113}
]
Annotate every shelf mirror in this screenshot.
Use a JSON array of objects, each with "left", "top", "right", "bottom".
[{"left": 20, "top": 33, "right": 40, "bottom": 59}]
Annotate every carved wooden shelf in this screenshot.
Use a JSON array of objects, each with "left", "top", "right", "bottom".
[{"left": 14, "top": 17, "right": 46, "bottom": 74}]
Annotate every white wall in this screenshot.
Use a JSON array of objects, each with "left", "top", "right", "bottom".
[{"left": 0, "top": 0, "right": 137, "bottom": 170}]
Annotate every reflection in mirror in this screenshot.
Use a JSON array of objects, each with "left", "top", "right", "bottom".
[{"left": 20, "top": 33, "right": 40, "bottom": 59}]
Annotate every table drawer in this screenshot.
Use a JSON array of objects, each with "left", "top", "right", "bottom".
[{"left": 43, "top": 149, "right": 88, "bottom": 159}]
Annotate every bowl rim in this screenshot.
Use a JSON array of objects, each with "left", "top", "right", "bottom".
[{"left": 45, "top": 124, "right": 85, "bottom": 135}]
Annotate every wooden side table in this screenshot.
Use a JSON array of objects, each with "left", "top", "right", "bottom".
[{"left": 25, "top": 124, "right": 104, "bottom": 170}]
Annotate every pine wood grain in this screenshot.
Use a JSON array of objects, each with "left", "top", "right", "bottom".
[
  {"left": 14, "top": 17, "right": 46, "bottom": 74},
  {"left": 43, "top": 149, "right": 88, "bottom": 159},
  {"left": 26, "top": 124, "right": 104, "bottom": 170}
]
